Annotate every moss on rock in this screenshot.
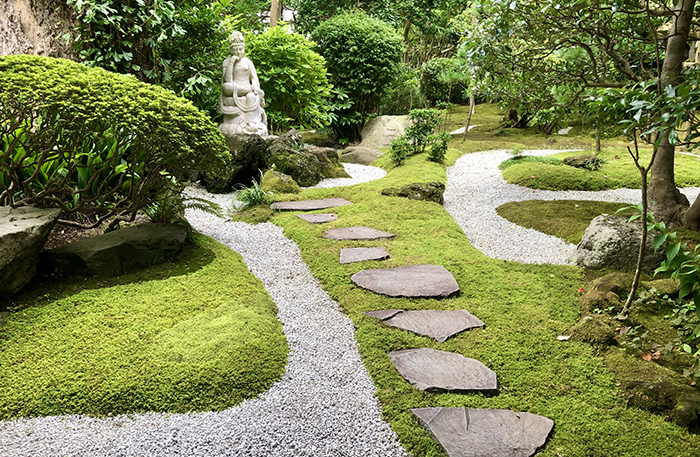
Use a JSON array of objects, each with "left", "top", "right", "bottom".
[
  {"left": 569, "top": 315, "right": 618, "bottom": 347},
  {"left": 262, "top": 170, "right": 301, "bottom": 194}
]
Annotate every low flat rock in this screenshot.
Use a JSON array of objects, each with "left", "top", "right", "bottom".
[
  {"left": 351, "top": 264, "right": 459, "bottom": 298},
  {"left": 296, "top": 213, "right": 338, "bottom": 224},
  {"left": 325, "top": 226, "right": 395, "bottom": 241},
  {"left": 270, "top": 198, "right": 353, "bottom": 211},
  {"left": 389, "top": 348, "right": 497, "bottom": 393},
  {"left": 365, "top": 309, "right": 404, "bottom": 320},
  {"left": 370, "top": 309, "right": 484, "bottom": 342},
  {"left": 340, "top": 247, "right": 390, "bottom": 264},
  {"left": 412, "top": 407, "right": 554, "bottom": 457}
]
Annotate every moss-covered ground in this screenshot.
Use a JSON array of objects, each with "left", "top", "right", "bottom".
[
  {"left": 267, "top": 104, "right": 700, "bottom": 456},
  {"left": 501, "top": 148, "right": 700, "bottom": 191},
  {"left": 0, "top": 233, "right": 287, "bottom": 419}
]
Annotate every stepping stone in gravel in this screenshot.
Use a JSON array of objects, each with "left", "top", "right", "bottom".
[
  {"left": 340, "top": 247, "right": 390, "bottom": 264},
  {"left": 296, "top": 213, "right": 338, "bottom": 224},
  {"left": 412, "top": 407, "right": 554, "bottom": 457},
  {"left": 389, "top": 348, "right": 497, "bottom": 393},
  {"left": 324, "top": 226, "right": 395, "bottom": 241},
  {"left": 351, "top": 264, "right": 459, "bottom": 298},
  {"left": 368, "top": 309, "right": 484, "bottom": 342},
  {"left": 271, "top": 198, "right": 353, "bottom": 211}
]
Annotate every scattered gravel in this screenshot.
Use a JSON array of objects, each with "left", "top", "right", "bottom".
[
  {"left": 444, "top": 149, "right": 700, "bottom": 264},
  {"left": 303, "top": 163, "right": 386, "bottom": 189},
  {"left": 0, "top": 164, "right": 405, "bottom": 457}
]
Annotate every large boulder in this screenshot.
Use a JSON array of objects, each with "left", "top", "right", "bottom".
[
  {"left": 261, "top": 170, "right": 301, "bottom": 194},
  {"left": 571, "top": 214, "right": 664, "bottom": 271},
  {"left": 381, "top": 182, "right": 445, "bottom": 204},
  {"left": 339, "top": 146, "right": 383, "bottom": 164},
  {"left": 42, "top": 223, "right": 188, "bottom": 277},
  {"left": 0, "top": 206, "right": 60, "bottom": 301},
  {"left": 360, "top": 115, "right": 410, "bottom": 149},
  {"left": 201, "top": 134, "right": 270, "bottom": 193},
  {"left": 269, "top": 130, "right": 349, "bottom": 187}
]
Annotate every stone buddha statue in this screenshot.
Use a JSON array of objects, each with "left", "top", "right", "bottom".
[{"left": 218, "top": 32, "right": 268, "bottom": 136}]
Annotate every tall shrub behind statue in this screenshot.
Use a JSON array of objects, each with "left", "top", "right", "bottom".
[
  {"left": 311, "top": 11, "right": 403, "bottom": 142},
  {"left": 246, "top": 26, "right": 334, "bottom": 133}
]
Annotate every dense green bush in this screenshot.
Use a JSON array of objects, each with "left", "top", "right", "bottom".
[
  {"left": 312, "top": 11, "right": 403, "bottom": 141},
  {"left": 0, "top": 55, "right": 228, "bottom": 228},
  {"left": 406, "top": 108, "right": 444, "bottom": 154},
  {"left": 420, "top": 57, "right": 466, "bottom": 106},
  {"left": 247, "top": 26, "right": 334, "bottom": 133},
  {"left": 378, "top": 64, "right": 428, "bottom": 115}
]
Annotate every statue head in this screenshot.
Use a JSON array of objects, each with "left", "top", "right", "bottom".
[{"left": 229, "top": 32, "right": 245, "bottom": 57}]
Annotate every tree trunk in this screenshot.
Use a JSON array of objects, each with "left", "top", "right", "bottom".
[
  {"left": 269, "top": 0, "right": 282, "bottom": 27},
  {"left": 648, "top": 0, "right": 696, "bottom": 225}
]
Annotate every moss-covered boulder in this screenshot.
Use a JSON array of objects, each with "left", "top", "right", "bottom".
[
  {"left": 261, "top": 170, "right": 301, "bottom": 194},
  {"left": 642, "top": 278, "right": 680, "bottom": 297},
  {"left": 268, "top": 130, "right": 349, "bottom": 187},
  {"left": 563, "top": 154, "right": 601, "bottom": 169},
  {"left": 381, "top": 182, "right": 445, "bottom": 204},
  {"left": 568, "top": 315, "right": 617, "bottom": 347},
  {"left": 201, "top": 134, "right": 271, "bottom": 193}
]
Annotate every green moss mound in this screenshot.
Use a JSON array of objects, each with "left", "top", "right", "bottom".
[
  {"left": 262, "top": 170, "right": 301, "bottom": 194},
  {"left": 0, "top": 234, "right": 287, "bottom": 419},
  {"left": 501, "top": 148, "right": 700, "bottom": 191}
]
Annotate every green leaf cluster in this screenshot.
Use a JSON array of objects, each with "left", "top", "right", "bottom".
[{"left": 0, "top": 55, "right": 228, "bottom": 226}]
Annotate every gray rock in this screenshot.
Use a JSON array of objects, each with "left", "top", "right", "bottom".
[
  {"left": 325, "top": 226, "right": 395, "bottom": 241},
  {"left": 381, "top": 182, "right": 445, "bottom": 204},
  {"left": 339, "top": 146, "right": 384, "bottom": 164},
  {"left": 365, "top": 309, "right": 404, "bottom": 320},
  {"left": 43, "top": 223, "right": 188, "bottom": 277},
  {"left": 389, "top": 348, "right": 497, "bottom": 393},
  {"left": 360, "top": 115, "right": 410, "bottom": 149},
  {"left": 571, "top": 214, "right": 664, "bottom": 271},
  {"left": 271, "top": 198, "right": 353, "bottom": 211},
  {"left": 351, "top": 264, "right": 459, "bottom": 298},
  {"left": 340, "top": 247, "right": 390, "bottom": 264},
  {"left": 296, "top": 213, "right": 338, "bottom": 224},
  {"left": 0, "top": 206, "right": 60, "bottom": 300},
  {"left": 412, "top": 407, "right": 554, "bottom": 457},
  {"left": 201, "top": 134, "right": 270, "bottom": 193},
  {"left": 381, "top": 309, "right": 484, "bottom": 342}
]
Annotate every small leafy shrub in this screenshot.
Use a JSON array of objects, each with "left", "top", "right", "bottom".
[
  {"left": 247, "top": 26, "right": 334, "bottom": 133},
  {"left": 388, "top": 135, "right": 412, "bottom": 166},
  {"left": 312, "top": 11, "right": 403, "bottom": 141},
  {"left": 0, "top": 55, "right": 228, "bottom": 228},
  {"left": 508, "top": 144, "right": 527, "bottom": 158},
  {"left": 420, "top": 57, "right": 464, "bottom": 106},
  {"left": 144, "top": 192, "right": 223, "bottom": 224},
  {"left": 233, "top": 172, "right": 274, "bottom": 211},
  {"left": 427, "top": 132, "right": 451, "bottom": 163},
  {"left": 406, "top": 108, "right": 444, "bottom": 154}
]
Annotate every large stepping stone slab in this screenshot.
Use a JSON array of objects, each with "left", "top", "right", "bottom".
[
  {"left": 351, "top": 264, "right": 459, "bottom": 298},
  {"left": 367, "top": 309, "right": 484, "bottom": 342},
  {"left": 324, "top": 226, "right": 395, "bottom": 241},
  {"left": 296, "top": 213, "right": 338, "bottom": 224},
  {"left": 365, "top": 309, "right": 403, "bottom": 320},
  {"left": 389, "top": 348, "right": 497, "bottom": 393},
  {"left": 270, "top": 198, "right": 352, "bottom": 211},
  {"left": 412, "top": 407, "right": 554, "bottom": 457},
  {"left": 340, "top": 247, "right": 390, "bottom": 264}
]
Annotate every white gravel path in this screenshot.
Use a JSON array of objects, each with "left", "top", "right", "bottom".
[
  {"left": 444, "top": 149, "right": 700, "bottom": 264},
  {"left": 0, "top": 164, "right": 406, "bottom": 457},
  {"left": 302, "top": 163, "right": 387, "bottom": 189}
]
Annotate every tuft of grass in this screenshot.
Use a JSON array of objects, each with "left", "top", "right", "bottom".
[
  {"left": 233, "top": 173, "right": 274, "bottom": 211},
  {"left": 0, "top": 233, "right": 287, "bottom": 419},
  {"left": 496, "top": 200, "right": 634, "bottom": 244},
  {"left": 499, "top": 155, "right": 563, "bottom": 170},
  {"left": 501, "top": 148, "right": 700, "bottom": 191}
]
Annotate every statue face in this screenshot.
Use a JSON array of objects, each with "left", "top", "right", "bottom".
[{"left": 230, "top": 42, "right": 245, "bottom": 57}]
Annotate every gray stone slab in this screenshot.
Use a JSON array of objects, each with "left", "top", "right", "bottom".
[
  {"left": 412, "top": 407, "right": 554, "bottom": 457},
  {"left": 389, "top": 348, "right": 497, "bottom": 393},
  {"left": 381, "top": 309, "right": 484, "bottom": 342},
  {"left": 340, "top": 247, "right": 390, "bottom": 264},
  {"left": 351, "top": 264, "right": 459, "bottom": 298},
  {"left": 365, "top": 309, "right": 404, "bottom": 320},
  {"left": 324, "top": 226, "right": 395, "bottom": 241},
  {"left": 296, "top": 213, "right": 338, "bottom": 224},
  {"left": 270, "top": 198, "right": 353, "bottom": 211}
]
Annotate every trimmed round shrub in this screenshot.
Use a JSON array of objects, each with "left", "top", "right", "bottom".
[
  {"left": 312, "top": 11, "right": 403, "bottom": 141},
  {"left": 246, "top": 26, "right": 334, "bottom": 133},
  {"left": 0, "top": 55, "right": 228, "bottom": 227}
]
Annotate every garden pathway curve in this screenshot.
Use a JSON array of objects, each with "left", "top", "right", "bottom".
[{"left": 444, "top": 149, "right": 700, "bottom": 265}]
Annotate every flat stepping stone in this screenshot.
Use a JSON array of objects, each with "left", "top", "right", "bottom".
[
  {"left": 296, "top": 213, "right": 338, "bottom": 224},
  {"left": 412, "top": 407, "right": 554, "bottom": 457},
  {"left": 365, "top": 309, "right": 403, "bottom": 320},
  {"left": 271, "top": 198, "right": 352, "bottom": 211},
  {"left": 324, "top": 226, "right": 395, "bottom": 241},
  {"left": 389, "top": 348, "right": 497, "bottom": 393},
  {"left": 351, "top": 264, "right": 459, "bottom": 298},
  {"left": 340, "top": 247, "right": 390, "bottom": 264},
  {"left": 368, "top": 309, "right": 484, "bottom": 342}
]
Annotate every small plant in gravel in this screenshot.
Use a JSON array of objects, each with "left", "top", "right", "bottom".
[
  {"left": 233, "top": 172, "right": 274, "bottom": 211},
  {"left": 507, "top": 144, "right": 526, "bottom": 158}
]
